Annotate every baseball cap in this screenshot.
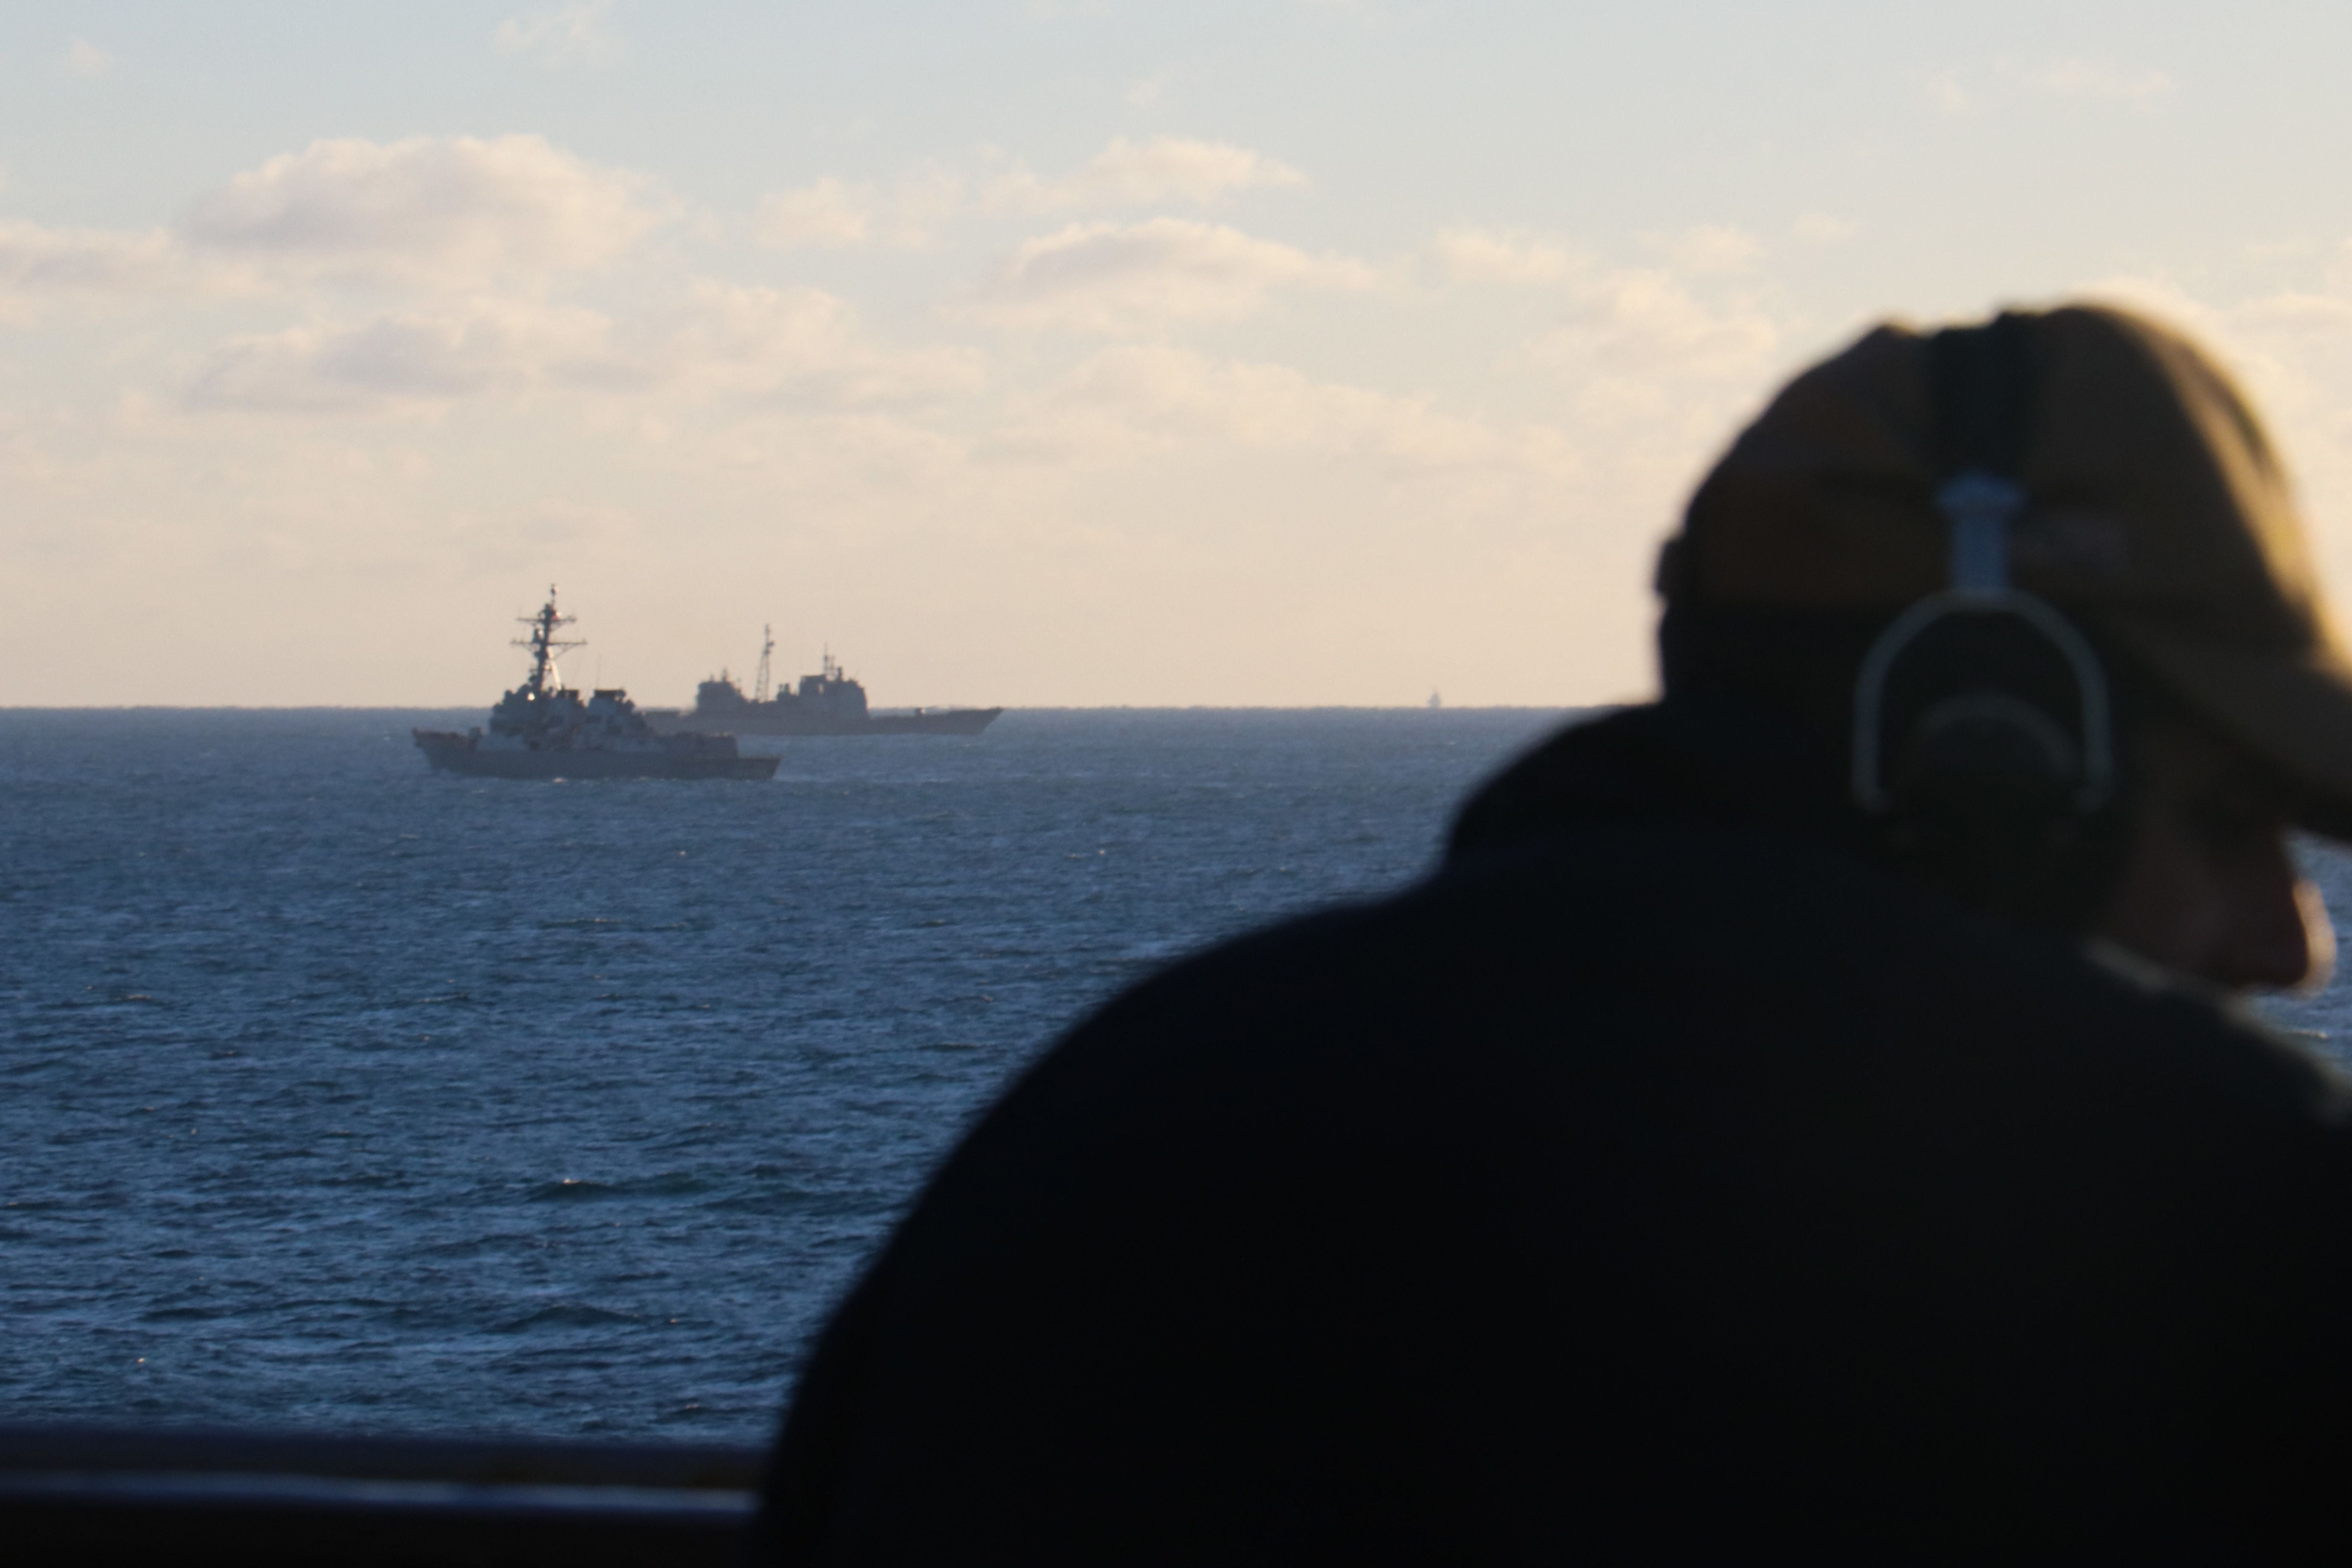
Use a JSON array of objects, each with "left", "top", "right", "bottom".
[{"left": 1656, "top": 303, "right": 2352, "bottom": 831}]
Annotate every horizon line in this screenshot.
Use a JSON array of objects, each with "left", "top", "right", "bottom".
[{"left": 0, "top": 702, "right": 1612, "bottom": 714}]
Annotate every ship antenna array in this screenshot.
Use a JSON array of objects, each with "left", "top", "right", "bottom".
[
  {"left": 755, "top": 623, "right": 775, "bottom": 704},
  {"left": 514, "top": 584, "right": 587, "bottom": 695}
]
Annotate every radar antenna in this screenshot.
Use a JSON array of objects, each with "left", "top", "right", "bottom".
[
  {"left": 513, "top": 584, "right": 587, "bottom": 697},
  {"left": 754, "top": 623, "right": 775, "bottom": 703}
]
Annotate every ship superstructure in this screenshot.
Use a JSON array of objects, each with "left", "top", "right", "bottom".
[
  {"left": 413, "top": 589, "right": 779, "bottom": 779},
  {"left": 651, "top": 627, "right": 1001, "bottom": 737}
]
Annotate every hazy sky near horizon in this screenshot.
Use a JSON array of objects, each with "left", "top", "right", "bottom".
[{"left": 10, "top": 2, "right": 2352, "bottom": 705}]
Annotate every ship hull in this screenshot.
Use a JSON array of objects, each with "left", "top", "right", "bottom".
[
  {"left": 650, "top": 707, "right": 1002, "bottom": 738},
  {"left": 413, "top": 732, "right": 779, "bottom": 780}
]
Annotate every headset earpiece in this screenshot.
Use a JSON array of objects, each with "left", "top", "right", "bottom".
[{"left": 1850, "top": 318, "right": 2123, "bottom": 916}]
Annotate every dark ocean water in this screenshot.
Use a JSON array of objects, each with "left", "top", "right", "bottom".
[
  {"left": 8, "top": 706, "right": 2352, "bottom": 1446},
  {"left": 0, "top": 707, "right": 1569, "bottom": 1441}
]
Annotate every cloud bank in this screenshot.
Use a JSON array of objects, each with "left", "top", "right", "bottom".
[
  {"left": 968, "top": 218, "right": 1376, "bottom": 332},
  {"left": 181, "top": 284, "right": 981, "bottom": 415},
  {"left": 0, "top": 134, "right": 670, "bottom": 321},
  {"left": 179, "top": 135, "right": 665, "bottom": 285}
]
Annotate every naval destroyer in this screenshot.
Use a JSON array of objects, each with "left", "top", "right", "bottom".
[
  {"left": 649, "top": 626, "right": 1002, "bottom": 738},
  {"left": 413, "top": 590, "right": 779, "bottom": 780}
]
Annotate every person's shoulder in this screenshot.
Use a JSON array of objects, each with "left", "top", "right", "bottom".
[
  {"left": 2065, "top": 936, "right": 2352, "bottom": 1126},
  {"left": 959, "top": 813, "right": 1895, "bottom": 1156},
  {"left": 941, "top": 798, "right": 2352, "bottom": 1231}
]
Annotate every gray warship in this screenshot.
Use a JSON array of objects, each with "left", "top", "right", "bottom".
[
  {"left": 649, "top": 626, "right": 1002, "bottom": 737},
  {"left": 413, "top": 589, "right": 779, "bottom": 780}
]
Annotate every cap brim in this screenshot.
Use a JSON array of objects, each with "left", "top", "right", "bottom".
[{"left": 2103, "top": 623, "right": 2352, "bottom": 839}]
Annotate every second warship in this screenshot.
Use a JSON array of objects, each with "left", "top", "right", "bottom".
[
  {"left": 649, "top": 627, "right": 1002, "bottom": 738},
  {"left": 413, "top": 590, "right": 779, "bottom": 780}
]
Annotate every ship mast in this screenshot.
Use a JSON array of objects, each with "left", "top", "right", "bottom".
[
  {"left": 754, "top": 624, "right": 775, "bottom": 703},
  {"left": 513, "top": 584, "right": 587, "bottom": 697}
]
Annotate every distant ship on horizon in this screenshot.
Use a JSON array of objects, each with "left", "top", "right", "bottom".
[
  {"left": 647, "top": 625, "right": 1002, "bottom": 738},
  {"left": 412, "top": 589, "right": 779, "bottom": 780}
]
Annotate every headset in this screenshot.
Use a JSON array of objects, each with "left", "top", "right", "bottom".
[{"left": 1849, "top": 317, "right": 2120, "bottom": 902}]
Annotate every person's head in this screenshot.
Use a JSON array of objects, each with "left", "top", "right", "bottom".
[{"left": 1655, "top": 303, "right": 2352, "bottom": 993}]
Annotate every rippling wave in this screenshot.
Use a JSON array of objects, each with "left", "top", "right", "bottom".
[{"left": 0, "top": 707, "right": 1564, "bottom": 1439}]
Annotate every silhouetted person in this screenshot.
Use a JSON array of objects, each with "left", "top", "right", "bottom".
[{"left": 752, "top": 306, "right": 2352, "bottom": 1560}]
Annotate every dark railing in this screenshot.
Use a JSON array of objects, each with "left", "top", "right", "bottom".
[{"left": 0, "top": 1423, "right": 764, "bottom": 1565}]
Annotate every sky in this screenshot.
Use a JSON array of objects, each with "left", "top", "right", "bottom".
[{"left": 9, "top": 2, "right": 2352, "bottom": 706}]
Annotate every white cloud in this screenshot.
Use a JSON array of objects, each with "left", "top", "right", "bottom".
[
  {"left": 181, "top": 284, "right": 981, "bottom": 415},
  {"left": 993, "top": 136, "right": 1306, "bottom": 210},
  {"left": 1432, "top": 228, "right": 1584, "bottom": 285},
  {"left": 1792, "top": 213, "right": 1858, "bottom": 244},
  {"left": 0, "top": 136, "right": 665, "bottom": 317},
  {"left": 634, "top": 282, "right": 984, "bottom": 405},
  {"left": 1929, "top": 61, "right": 2171, "bottom": 118},
  {"left": 2032, "top": 60, "right": 2172, "bottom": 102},
  {"left": 494, "top": 1, "right": 621, "bottom": 65},
  {"left": 998, "top": 343, "right": 1572, "bottom": 476},
  {"left": 648, "top": 407, "right": 972, "bottom": 497},
  {"left": 184, "top": 299, "right": 616, "bottom": 412},
  {"left": 0, "top": 222, "right": 187, "bottom": 321},
  {"left": 0, "top": 410, "right": 72, "bottom": 488},
  {"left": 966, "top": 218, "right": 1375, "bottom": 332},
  {"left": 889, "top": 166, "right": 970, "bottom": 247},
  {"left": 1439, "top": 226, "right": 1763, "bottom": 286},
  {"left": 1526, "top": 269, "right": 1783, "bottom": 440},
  {"left": 1649, "top": 224, "right": 1763, "bottom": 276},
  {"left": 755, "top": 168, "right": 963, "bottom": 251},
  {"left": 177, "top": 135, "right": 665, "bottom": 286},
  {"left": 61, "top": 38, "right": 112, "bottom": 78},
  {"left": 757, "top": 178, "right": 877, "bottom": 250},
  {"left": 1425, "top": 234, "right": 1787, "bottom": 463}
]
